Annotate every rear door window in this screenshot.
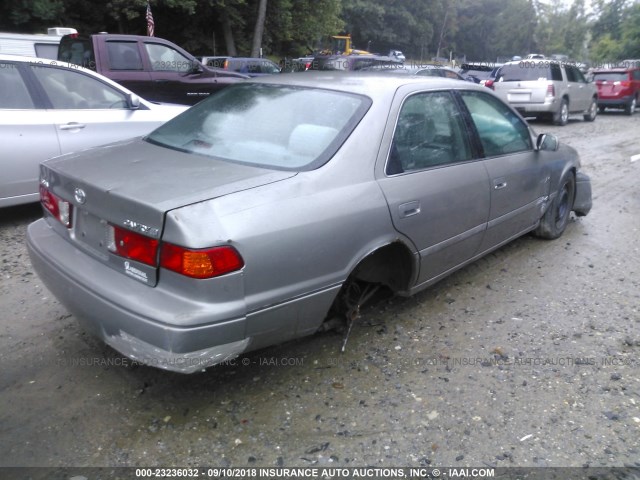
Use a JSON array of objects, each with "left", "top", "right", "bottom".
[{"left": 387, "top": 91, "right": 472, "bottom": 175}]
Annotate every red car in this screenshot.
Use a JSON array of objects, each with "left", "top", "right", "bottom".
[{"left": 593, "top": 66, "right": 640, "bottom": 115}]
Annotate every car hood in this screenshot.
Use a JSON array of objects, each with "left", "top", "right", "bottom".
[{"left": 41, "top": 137, "right": 297, "bottom": 233}]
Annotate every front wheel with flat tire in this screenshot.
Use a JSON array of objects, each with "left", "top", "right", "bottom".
[
  {"left": 553, "top": 98, "right": 569, "bottom": 126},
  {"left": 534, "top": 172, "right": 575, "bottom": 240}
]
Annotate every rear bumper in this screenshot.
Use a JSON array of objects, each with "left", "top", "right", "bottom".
[
  {"left": 573, "top": 172, "right": 592, "bottom": 217},
  {"left": 512, "top": 99, "right": 558, "bottom": 116},
  {"left": 27, "top": 218, "right": 249, "bottom": 373},
  {"left": 597, "top": 96, "right": 633, "bottom": 108}
]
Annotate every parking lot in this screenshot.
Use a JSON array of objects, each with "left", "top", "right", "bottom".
[{"left": 0, "top": 111, "right": 639, "bottom": 469}]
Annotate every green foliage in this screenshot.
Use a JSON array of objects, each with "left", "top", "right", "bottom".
[
  {"left": 0, "top": 0, "right": 638, "bottom": 62},
  {"left": 341, "top": 0, "right": 449, "bottom": 59},
  {"left": 590, "top": 0, "right": 640, "bottom": 63},
  {"left": 456, "top": 0, "right": 535, "bottom": 62},
  {"left": 534, "top": 0, "right": 589, "bottom": 60},
  {"left": 1, "top": 0, "right": 65, "bottom": 31},
  {"left": 620, "top": 3, "right": 640, "bottom": 59},
  {"left": 590, "top": 33, "right": 623, "bottom": 63}
]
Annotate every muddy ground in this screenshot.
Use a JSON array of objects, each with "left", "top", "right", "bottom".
[{"left": 0, "top": 110, "right": 639, "bottom": 472}]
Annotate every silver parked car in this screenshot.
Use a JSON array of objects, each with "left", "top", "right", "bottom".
[
  {"left": 489, "top": 59, "right": 598, "bottom": 125},
  {"left": 0, "top": 55, "right": 188, "bottom": 207},
  {"left": 27, "top": 73, "right": 592, "bottom": 373}
]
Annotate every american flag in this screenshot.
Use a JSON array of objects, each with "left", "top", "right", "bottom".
[{"left": 146, "top": 1, "right": 155, "bottom": 37}]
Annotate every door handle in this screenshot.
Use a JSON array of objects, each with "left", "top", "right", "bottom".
[
  {"left": 399, "top": 200, "right": 421, "bottom": 218},
  {"left": 59, "top": 122, "right": 86, "bottom": 131},
  {"left": 494, "top": 180, "right": 508, "bottom": 190}
]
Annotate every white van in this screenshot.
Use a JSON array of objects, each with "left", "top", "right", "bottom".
[{"left": 0, "top": 27, "right": 77, "bottom": 59}]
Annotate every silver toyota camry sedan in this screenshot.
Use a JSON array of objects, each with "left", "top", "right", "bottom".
[{"left": 27, "top": 73, "right": 592, "bottom": 373}]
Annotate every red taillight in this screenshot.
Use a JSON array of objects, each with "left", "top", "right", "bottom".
[
  {"left": 546, "top": 83, "right": 555, "bottom": 97},
  {"left": 223, "top": 59, "right": 229, "bottom": 69},
  {"left": 40, "top": 184, "right": 72, "bottom": 228},
  {"left": 620, "top": 80, "right": 631, "bottom": 88},
  {"left": 160, "top": 244, "right": 244, "bottom": 279},
  {"left": 107, "top": 225, "right": 158, "bottom": 266},
  {"left": 107, "top": 224, "right": 243, "bottom": 279}
]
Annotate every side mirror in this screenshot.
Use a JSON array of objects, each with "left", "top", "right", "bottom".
[
  {"left": 189, "top": 61, "right": 204, "bottom": 74},
  {"left": 126, "top": 93, "right": 141, "bottom": 110},
  {"left": 536, "top": 133, "right": 559, "bottom": 151}
]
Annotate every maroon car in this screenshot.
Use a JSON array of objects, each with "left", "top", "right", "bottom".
[{"left": 593, "top": 65, "right": 640, "bottom": 115}]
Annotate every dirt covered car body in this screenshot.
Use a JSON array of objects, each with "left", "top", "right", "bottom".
[{"left": 27, "top": 73, "right": 592, "bottom": 373}]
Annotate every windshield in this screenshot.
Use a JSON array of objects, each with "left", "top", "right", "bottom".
[{"left": 146, "top": 84, "right": 371, "bottom": 171}]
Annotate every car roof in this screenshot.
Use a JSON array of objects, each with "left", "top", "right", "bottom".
[{"left": 245, "top": 71, "right": 485, "bottom": 96}]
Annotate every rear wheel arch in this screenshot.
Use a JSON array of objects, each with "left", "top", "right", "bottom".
[
  {"left": 349, "top": 241, "right": 415, "bottom": 293},
  {"left": 320, "top": 241, "right": 416, "bottom": 331}
]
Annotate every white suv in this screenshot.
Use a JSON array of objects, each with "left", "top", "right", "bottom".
[{"left": 489, "top": 59, "right": 598, "bottom": 125}]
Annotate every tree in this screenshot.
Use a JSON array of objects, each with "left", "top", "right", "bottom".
[
  {"left": 620, "top": 2, "right": 640, "bottom": 59},
  {"left": 534, "top": 0, "right": 589, "bottom": 59},
  {"left": 250, "top": 0, "right": 267, "bottom": 56},
  {"left": 341, "top": 0, "right": 449, "bottom": 59}
]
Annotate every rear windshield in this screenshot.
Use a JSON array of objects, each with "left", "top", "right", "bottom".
[
  {"left": 496, "top": 63, "right": 561, "bottom": 81},
  {"left": 58, "top": 36, "right": 95, "bottom": 69},
  {"left": 593, "top": 72, "right": 629, "bottom": 82},
  {"left": 146, "top": 83, "right": 371, "bottom": 171}
]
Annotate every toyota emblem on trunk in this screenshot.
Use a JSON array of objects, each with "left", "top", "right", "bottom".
[{"left": 74, "top": 188, "right": 86, "bottom": 204}]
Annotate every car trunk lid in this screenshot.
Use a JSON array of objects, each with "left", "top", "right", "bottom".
[{"left": 41, "top": 137, "right": 296, "bottom": 285}]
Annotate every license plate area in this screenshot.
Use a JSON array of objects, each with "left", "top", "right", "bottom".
[
  {"left": 72, "top": 209, "right": 109, "bottom": 259},
  {"left": 508, "top": 92, "right": 531, "bottom": 103}
]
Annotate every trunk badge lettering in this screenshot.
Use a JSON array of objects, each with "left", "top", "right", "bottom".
[
  {"left": 123, "top": 219, "right": 160, "bottom": 238},
  {"left": 74, "top": 188, "right": 86, "bottom": 204}
]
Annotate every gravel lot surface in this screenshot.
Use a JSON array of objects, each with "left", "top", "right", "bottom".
[{"left": 0, "top": 111, "right": 639, "bottom": 474}]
